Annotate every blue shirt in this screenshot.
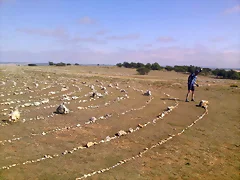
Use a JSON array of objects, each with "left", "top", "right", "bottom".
[{"left": 188, "top": 73, "right": 197, "bottom": 86}]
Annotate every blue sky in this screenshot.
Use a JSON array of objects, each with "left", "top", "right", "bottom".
[{"left": 0, "top": 0, "right": 239, "bottom": 68}]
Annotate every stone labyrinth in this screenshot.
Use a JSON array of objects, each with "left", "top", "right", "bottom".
[{"left": 0, "top": 67, "right": 208, "bottom": 179}]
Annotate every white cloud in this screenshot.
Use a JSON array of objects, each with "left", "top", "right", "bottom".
[
  {"left": 16, "top": 27, "right": 106, "bottom": 44},
  {"left": 95, "top": 30, "right": 108, "bottom": 35},
  {"left": 224, "top": 5, "right": 240, "bottom": 14},
  {"left": 210, "top": 37, "right": 227, "bottom": 43},
  {"left": 78, "top": 16, "right": 96, "bottom": 24},
  {"left": 0, "top": 0, "right": 15, "bottom": 4},
  {"left": 63, "top": 37, "right": 106, "bottom": 44},
  {"left": 157, "top": 36, "right": 176, "bottom": 43},
  {"left": 16, "top": 28, "right": 69, "bottom": 39},
  {"left": 106, "top": 34, "right": 140, "bottom": 40}
]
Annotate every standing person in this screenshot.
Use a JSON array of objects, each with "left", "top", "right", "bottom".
[{"left": 186, "top": 69, "right": 202, "bottom": 102}]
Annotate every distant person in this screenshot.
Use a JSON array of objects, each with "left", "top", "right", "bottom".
[{"left": 186, "top": 69, "right": 202, "bottom": 102}]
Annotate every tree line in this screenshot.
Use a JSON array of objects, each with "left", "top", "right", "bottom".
[
  {"left": 48, "top": 62, "right": 78, "bottom": 66},
  {"left": 116, "top": 62, "right": 240, "bottom": 80}
]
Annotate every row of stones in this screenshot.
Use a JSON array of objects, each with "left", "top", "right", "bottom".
[
  {"left": 0, "top": 93, "right": 149, "bottom": 145},
  {"left": 0, "top": 83, "right": 82, "bottom": 111},
  {"left": 0, "top": 84, "right": 145, "bottom": 143},
  {"left": 0, "top": 95, "right": 166, "bottom": 171},
  {"left": 0, "top": 81, "right": 118, "bottom": 125},
  {"left": 0, "top": 80, "right": 56, "bottom": 98},
  {"left": 0, "top": 79, "right": 123, "bottom": 112},
  {"left": 75, "top": 103, "right": 209, "bottom": 179},
  {"left": 0, "top": 74, "right": 101, "bottom": 103},
  {"left": 0, "top": 85, "right": 127, "bottom": 127}
]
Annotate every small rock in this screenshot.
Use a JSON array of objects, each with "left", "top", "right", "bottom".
[
  {"left": 116, "top": 130, "right": 127, "bottom": 136},
  {"left": 120, "top": 89, "right": 126, "bottom": 93},
  {"left": 105, "top": 136, "right": 111, "bottom": 142},
  {"left": 86, "top": 142, "right": 94, "bottom": 148},
  {"left": 24, "top": 103, "right": 32, "bottom": 107},
  {"left": 33, "top": 102, "right": 41, "bottom": 106},
  {"left": 144, "top": 90, "right": 151, "bottom": 96},
  {"left": 89, "top": 117, "right": 97, "bottom": 122},
  {"left": 128, "top": 128, "right": 134, "bottom": 133},
  {"left": 61, "top": 87, "right": 68, "bottom": 91},
  {"left": 167, "top": 106, "right": 174, "bottom": 111}
]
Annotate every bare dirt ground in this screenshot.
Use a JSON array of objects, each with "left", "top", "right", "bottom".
[{"left": 0, "top": 65, "right": 239, "bottom": 180}]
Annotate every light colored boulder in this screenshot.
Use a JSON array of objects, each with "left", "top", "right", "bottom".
[
  {"left": 24, "top": 103, "right": 32, "bottom": 107},
  {"left": 41, "top": 98, "right": 49, "bottom": 104},
  {"left": 167, "top": 106, "right": 175, "bottom": 111},
  {"left": 8, "top": 108, "right": 20, "bottom": 122},
  {"left": 89, "top": 117, "right": 97, "bottom": 122},
  {"left": 116, "top": 130, "right": 127, "bottom": 136},
  {"left": 61, "top": 87, "right": 68, "bottom": 91},
  {"left": 33, "top": 102, "right": 41, "bottom": 106},
  {"left": 86, "top": 142, "right": 95, "bottom": 148},
  {"left": 198, "top": 100, "right": 209, "bottom": 109}
]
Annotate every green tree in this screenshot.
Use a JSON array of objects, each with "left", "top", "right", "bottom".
[
  {"left": 174, "top": 66, "right": 187, "bottom": 72},
  {"left": 130, "top": 62, "right": 137, "bottom": 68},
  {"left": 56, "top": 62, "right": 66, "bottom": 66},
  {"left": 145, "top": 63, "right": 152, "bottom": 69},
  {"left": 136, "top": 62, "right": 145, "bottom": 68},
  {"left": 116, "top": 63, "right": 122, "bottom": 67},
  {"left": 28, "top": 64, "right": 37, "bottom": 66},
  {"left": 187, "top": 65, "right": 195, "bottom": 73},
  {"left": 217, "top": 69, "right": 227, "bottom": 78},
  {"left": 151, "top": 62, "right": 162, "bottom": 70},
  {"left": 123, "top": 62, "right": 131, "bottom": 68},
  {"left": 201, "top": 68, "right": 212, "bottom": 76},
  {"left": 136, "top": 67, "right": 151, "bottom": 75},
  {"left": 48, "top": 61, "right": 54, "bottom": 66},
  {"left": 165, "top": 66, "right": 174, "bottom": 71},
  {"left": 227, "top": 70, "right": 240, "bottom": 80}
]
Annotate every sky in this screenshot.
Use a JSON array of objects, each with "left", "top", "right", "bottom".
[{"left": 0, "top": 0, "right": 240, "bottom": 68}]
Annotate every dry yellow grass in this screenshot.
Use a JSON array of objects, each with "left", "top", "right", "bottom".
[{"left": 0, "top": 66, "right": 239, "bottom": 180}]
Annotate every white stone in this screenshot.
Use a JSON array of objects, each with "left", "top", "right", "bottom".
[{"left": 116, "top": 130, "right": 127, "bottom": 136}]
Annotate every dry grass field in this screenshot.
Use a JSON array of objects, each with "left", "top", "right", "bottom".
[{"left": 0, "top": 65, "right": 239, "bottom": 180}]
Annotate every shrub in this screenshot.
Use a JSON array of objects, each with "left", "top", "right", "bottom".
[
  {"left": 67, "top": 63, "right": 71, "bottom": 66},
  {"left": 230, "top": 84, "right": 238, "bottom": 87},
  {"left": 130, "top": 62, "right": 137, "bottom": 68},
  {"left": 174, "top": 65, "right": 188, "bottom": 72},
  {"left": 136, "top": 62, "right": 145, "bottom": 68},
  {"left": 74, "top": 63, "right": 79, "bottom": 65},
  {"left": 48, "top": 61, "right": 54, "bottom": 66},
  {"left": 145, "top": 63, "right": 151, "bottom": 69},
  {"left": 28, "top": 64, "right": 37, "bottom": 66},
  {"left": 136, "top": 67, "right": 151, "bottom": 75},
  {"left": 151, "top": 62, "right": 162, "bottom": 70},
  {"left": 122, "top": 62, "right": 131, "bottom": 68},
  {"left": 226, "top": 70, "right": 240, "bottom": 80},
  {"left": 165, "top": 66, "right": 174, "bottom": 71},
  {"left": 116, "top": 63, "right": 122, "bottom": 67},
  {"left": 55, "top": 62, "right": 66, "bottom": 66}
]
